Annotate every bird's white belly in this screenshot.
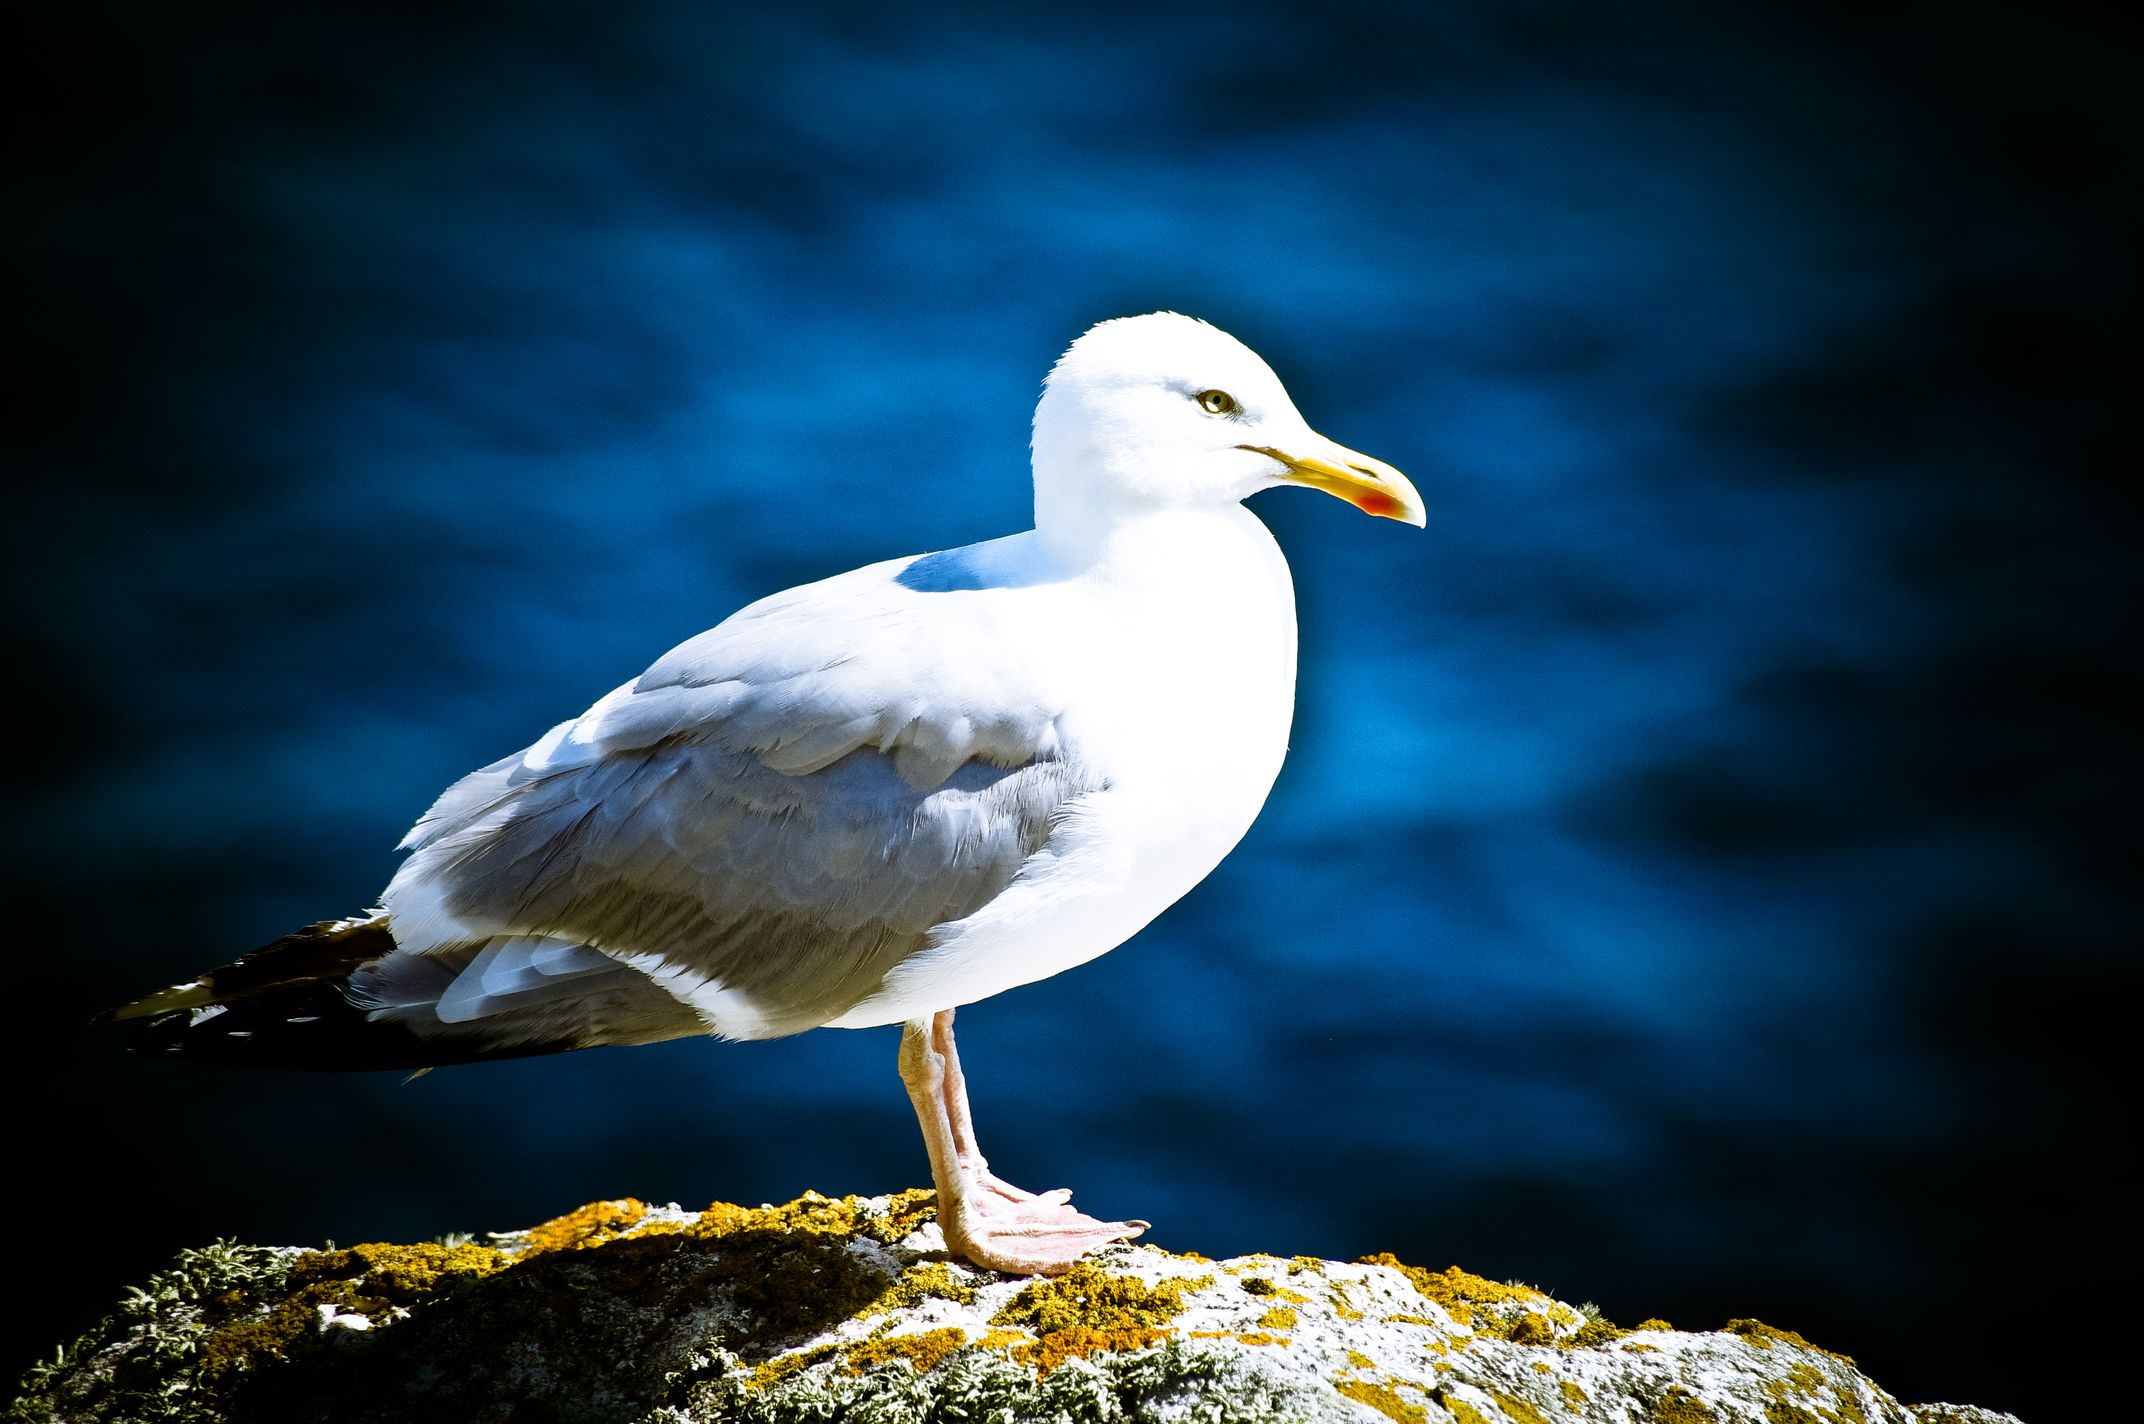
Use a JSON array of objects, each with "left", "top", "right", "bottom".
[{"left": 832, "top": 508, "right": 1298, "bottom": 1027}]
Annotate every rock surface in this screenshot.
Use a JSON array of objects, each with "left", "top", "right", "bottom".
[{"left": 10, "top": 1191, "right": 2022, "bottom": 1424}]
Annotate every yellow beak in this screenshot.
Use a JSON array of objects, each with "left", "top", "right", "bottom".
[{"left": 1240, "top": 438, "right": 1425, "bottom": 527}]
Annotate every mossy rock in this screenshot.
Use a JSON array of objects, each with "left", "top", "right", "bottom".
[{"left": 9, "top": 1192, "right": 2027, "bottom": 1424}]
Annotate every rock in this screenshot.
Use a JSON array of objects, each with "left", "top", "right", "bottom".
[{"left": 10, "top": 1191, "right": 2022, "bottom": 1424}]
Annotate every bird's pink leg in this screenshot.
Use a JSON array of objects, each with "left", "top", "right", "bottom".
[
  {"left": 932, "top": 1009, "right": 1071, "bottom": 1207},
  {"left": 899, "top": 1009, "right": 1145, "bottom": 1275}
]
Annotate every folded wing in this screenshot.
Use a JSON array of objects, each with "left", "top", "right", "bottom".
[
  {"left": 114, "top": 552, "right": 1106, "bottom": 1064},
  {"left": 385, "top": 555, "right": 1098, "bottom": 1041}
]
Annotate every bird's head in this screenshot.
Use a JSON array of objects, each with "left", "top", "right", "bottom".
[{"left": 1031, "top": 312, "right": 1423, "bottom": 543}]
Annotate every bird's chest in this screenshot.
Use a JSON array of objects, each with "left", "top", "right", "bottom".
[
  {"left": 837, "top": 515, "right": 1302, "bottom": 1023},
  {"left": 1046, "top": 517, "right": 1299, "bottom": 872},
  {"left": 1105, "top": 588, "right": 1293, "bottom": 792}
]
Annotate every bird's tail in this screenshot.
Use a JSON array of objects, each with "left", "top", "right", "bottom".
[
  {"left": 105, "top": 917, "right": 536, "bottom": 1063},
  {"left": 100, "top": 917, "right": 453, "bottom": 1070},
  {"left": 100, "top": 915, "right": 710, "bottom": 1071}
]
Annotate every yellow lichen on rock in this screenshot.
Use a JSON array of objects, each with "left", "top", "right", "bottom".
[
  {"left": 843, "top": 1326, "right": 973, "bottom": 1374},
  {"left": 1490, "top": 1386, "right": 1556, "bottom": 1424},
  {"left": 868, "top": 1260, "right": 978, "bottom": 1314},
  {"left": 1359, "top": 1255, "right": 1549, "bottom": 1330},
  {"left": 1190, "top": 1329, "right": 1290, "bottom": 1347},
  {"left": 685, "top": 1186, "right": 939, "bottom": 1252},
  {"left": 1567, "top": 1319, "right": 1626, "bottom": 1347},
  {"left": 1763, "top": 1360, "right": 1829, "bottom": 1411},
  {"left": 1442, "top": 1398, "right": 1496, "bottom": 1424},
  {"left": 1326, "top": 1281, "right": 1370, "bottom": 1321},
  {"left": 1754, "top": 1358, "right": 1871, "bottom": 1424},
  {"left": 1011, "top": 1323, "right": 1170, "bottom": 1373},
  {"left": 1506, "top": 1312, "right": 1558, "bottom": 1345},
  {"left": 18, "top": 1195, "right": 2016, "bottom": 1424},
  {"left": 690, "top": 1190, "right": 867, "bottom": 1242},
  {"left": 196, "top": 1238, "right": 507, "bottom": 1384},
  {"left": 714, "top": 1219, "right": 882, "bottom": 1336},
  {"left": 1723, "top": 1317, "right": 1853, "bottom": 1365},
  {"left": 293, "top": 1240, "right": 507, "bottom": 1302},
  {"left": 864, "top": 1187, "right": 939, "bottom": 1243},
  {"left": 1336, "top": 1376, "right": 1432, "bottom": 1423},
  {"left": 1240, "top": 1275, "right": 1312, "bottom": 1303},
  {"left": 517, "top": 1198, "right": 674, "bottom": 1255},
  {"left": 1649, "top": 1384, "right": 1716, "bottom": 1422},
  {"left": 747, "top": 1343, "right": 839, "bottom": 1390},
  {"left": 990, "top": 1260, "right": 1205, "bottom": 1373},
  {"left": 991, "top": 1261, "right": 1201, "bottom": 1337}
]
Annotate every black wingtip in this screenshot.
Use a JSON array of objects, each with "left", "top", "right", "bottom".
[
  {"left": 97, "top": 979, "right": 218, "bottom": 1027},
  {"left": 124, "top": 992, "right": 589, "bottom": 1072},
  {"left": 97, "top": 916, "right": 396, "bottom": 1032},
  {"left": 122, "top": 982, "right": 447, "bottom": 1071},
  {"left": 106, "top": 914, "right": 604, "bottom": 1073}
]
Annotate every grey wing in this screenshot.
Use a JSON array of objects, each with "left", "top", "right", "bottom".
[
  {"left": 380, "top": 723, "right": 1089, "bottom": 1041},
  {"left": 374, "top": 553, "right": 1098, "bottom": 1044}
]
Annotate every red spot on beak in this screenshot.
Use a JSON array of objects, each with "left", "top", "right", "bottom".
[{"left": 1355, "top": 491, "right": 1402, "bottom": 518}]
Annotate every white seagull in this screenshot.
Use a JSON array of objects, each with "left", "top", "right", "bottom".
[{"left": 107, "top": 313, "right": 1423, "bottom": 1275}]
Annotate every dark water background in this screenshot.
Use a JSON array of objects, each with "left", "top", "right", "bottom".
[{"left": 10, "top": 3, "right": 2132, "bottom": 1418}]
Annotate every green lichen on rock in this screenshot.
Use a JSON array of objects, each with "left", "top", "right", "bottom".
[
  {"left": 9, "top": 1240, "right": 296, "bottom": 1424},
  {"left": 9, "top": 1193, "right": 918, "bottom": 1424},
  {"left": 681, "top": 1334, "right": 1337, "bottom": 1424},
  {"left": 11, "top": 1191, "right": 2030, "bottom": 1424}
]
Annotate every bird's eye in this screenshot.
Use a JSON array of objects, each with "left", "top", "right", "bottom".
[{"left": 1195, "top": 389, "right": 1239, "bottom": 416}]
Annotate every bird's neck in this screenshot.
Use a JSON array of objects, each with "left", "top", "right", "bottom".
[
  {"left": 1031, "top": 476, "right": 1146, "bottom": 567},
  {"left": 1030, "top": 450, "right": 1265, "bottom": 576},
  {"left": 1028, "top": 500, "right": 1284, "bottom": 597}
]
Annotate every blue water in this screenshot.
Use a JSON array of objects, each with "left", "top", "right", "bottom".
[{"left": 12, "top": 4, "right": 2128, "bottom": 1416}]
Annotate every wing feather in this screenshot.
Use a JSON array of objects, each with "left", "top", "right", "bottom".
[{"left": 384, "top": 556, "right": 1100, "bottom": 1038}]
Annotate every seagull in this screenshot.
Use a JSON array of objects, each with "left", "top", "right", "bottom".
[{"left": 105, "top": 312, "right": 1423, "bottom": 1275}]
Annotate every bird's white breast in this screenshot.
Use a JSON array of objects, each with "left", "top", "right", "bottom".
[{"left": 832, "top": 505, "right": 1298, "bottom": 1026}]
